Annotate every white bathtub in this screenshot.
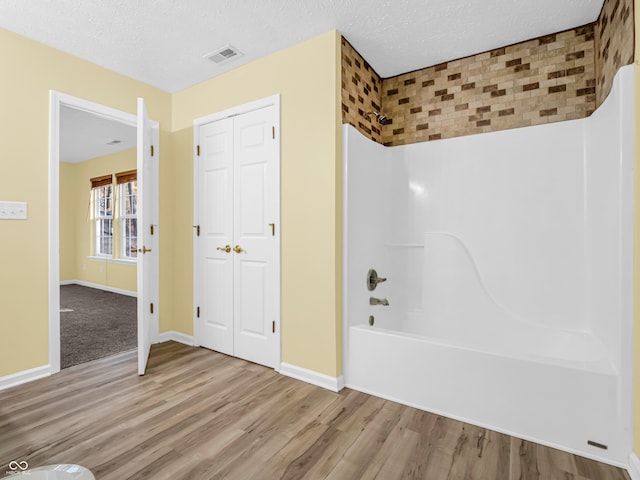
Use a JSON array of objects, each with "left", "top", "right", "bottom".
[
  {"left": 347, "top": 322, "right": 623, "bottom": 464},
  {"left": 342, "top": 66, "right": 634, "bottom": 467}
]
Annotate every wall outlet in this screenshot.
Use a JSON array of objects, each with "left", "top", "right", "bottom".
[
  {"left": 99, "top": 265, "right": 103, "bottom": 273},
  {"left": 0, "top": 201, "right": 27, "bottom": 220}
]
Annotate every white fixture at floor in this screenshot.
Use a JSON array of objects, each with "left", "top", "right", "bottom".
[
  {"left": 6, "top": 464, "right": 95, "bottom": 479},
  {"left": 342, "top": 65, "right": 634, "bottom": 468}
]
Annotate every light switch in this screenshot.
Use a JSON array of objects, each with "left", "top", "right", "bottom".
[{"left": 0, "top": 201, "right": 28, "bottom": 220}]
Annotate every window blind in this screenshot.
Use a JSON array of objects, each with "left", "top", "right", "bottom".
[
  {"left": 116, "top": 170, "right": 137, "bottom": 184},
  {"left": 90, "top": 174, "right": 112, "bottom": 189}
]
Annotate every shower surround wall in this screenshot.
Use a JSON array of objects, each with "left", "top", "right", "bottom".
[
  {"left": 341, "top": 0, "right": 633, "bottom": 146},
  {"left": 342, "top": 66, "right": 634, "bottom": 466}
]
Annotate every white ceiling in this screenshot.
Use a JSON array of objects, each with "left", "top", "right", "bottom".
[
  {"left": 0, "top": 0, "right": 605, "bottom": 93},
  {"left": 60, "top": 106, "right": 136, "bottom": 163}
]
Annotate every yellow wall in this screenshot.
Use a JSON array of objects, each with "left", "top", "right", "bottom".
[
  {"left": 0, "top": 27, "right": 171, "bottom": 376},
  {"left": 59, "top": 161, "right": 77, "bottom": 281},
  {"left": 634, "top": 0, "right": 639, "bottom": 458},
  {"left": 172, "top": 31, "right": 343, "bottom": 377},
  {"left": 59, "top": 149, "right": 137, "bottom": 292},
  {"left": 0, "top": 27, "right": 343, "bottom": 380}
]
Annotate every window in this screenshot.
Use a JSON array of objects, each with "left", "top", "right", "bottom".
[
  {"left": 117, "top": 170, "right": 138, "bottom": 259},
  {"left": 91, "top": 175, "right": 113, "bottom": 256},
  {"left": 90, "top": 170, "right": 137, "bottom": 261}
]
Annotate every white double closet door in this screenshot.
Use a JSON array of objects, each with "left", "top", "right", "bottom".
[{"left": 196, "top": 104, "right": 279, "bottom": 369}]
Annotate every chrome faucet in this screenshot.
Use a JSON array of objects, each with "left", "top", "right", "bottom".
[{"left": 369, "top": 297, "right": 389, "bottom": 306}]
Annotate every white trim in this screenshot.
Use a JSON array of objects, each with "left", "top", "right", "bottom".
[
  {"left": 341, "top": 124, "right": 350, "bottom": 383},
  {"left": 158, "top": 331, "right": 194, "bottom": 346},
  {"left": 280, "top": 362, "right": 345, "bottom": 393},
  {"left": 629, "top": 453, "right": 640, "bottom": 480},
  {"left": 192, "top": 94, "right": 282, "bottom": 366},
  {"left": 87, "top": 255, "right": 137, "bottom": 266},
  {"left": 49, "top": 91, "right": 159, "bottom": 375},
  {"left": 48, "top": 92, "right": 61, "bottom": 374},
  {"left": 149, "top": 122, "right": 161, "bottom": 345},
  {"left": 60, "top": 280, "right": 137, "bottom": 298},
  {"left": 618, "top": 66, "right": 635, "bottom": 470},
  {"left": 0, "top": 365, "right": 51, "bottom": 391},
  {"left": 193, "top": 95, "right": 280, "bottom": 127}
]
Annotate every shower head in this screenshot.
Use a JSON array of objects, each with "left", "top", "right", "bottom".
[{"left": 366, "top": 111, "right": 391, "bottom": 125}]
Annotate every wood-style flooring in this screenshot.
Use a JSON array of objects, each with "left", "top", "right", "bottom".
[{"left": 0, "top": 341, "right": 630, "bottom": 480}]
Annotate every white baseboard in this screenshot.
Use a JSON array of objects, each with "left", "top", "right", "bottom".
[
  {"left": 0, "top": 365, "right": 51, "bottom": 391},
  {"left": 279, "top": 362, "right": 344, "bottom": 392},
  {"left": 629, "top": 453, "right": 640, "bottom": 480},
  {"left": 60, "top": 280, "right": 137, "bottom": 298},
  {"left": 158, "top": 331, "right": 194, "bottom": 346}
]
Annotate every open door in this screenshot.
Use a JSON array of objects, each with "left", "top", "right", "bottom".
[{"left": 137, "top": 97, "right": 157, "bottom": 375}]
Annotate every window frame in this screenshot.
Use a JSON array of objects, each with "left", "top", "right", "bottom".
[
  {"left": 117, "top": 172, "right": 138, "bottom": 260},
  {"left": 91, "top": 177, "right": 114, "bottom": 258}
]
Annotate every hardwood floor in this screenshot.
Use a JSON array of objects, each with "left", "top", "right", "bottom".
[{"left": 0, "top": 342, "right": 630, "bottom": 480}]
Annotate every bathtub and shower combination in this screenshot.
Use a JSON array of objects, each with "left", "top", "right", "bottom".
[{"left": 342, "top": 66, "right": 634, "bottom": 467}]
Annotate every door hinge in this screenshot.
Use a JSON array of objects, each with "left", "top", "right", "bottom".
[
  {"left": 197, "top": 306, "right": 200, "bottom": 318},
  {"left": 193, "top": 225, "right": 200, "bottom": 236},
  {"left": 269, "top": 223, "right": 275, "bottom": 236},
  {"left": 197, "top": 145, "right": 200, "bottom": 156},
  {"left": 150, "top": 303, "right": 154, "bottom": 314},
  {"left": 272, "top": 320, "right": 275, "bottom": 333},
  {"left": 150, "top": 224, "right": 155, "bottom": 235},
  {"left": 150, "top": 145, "right": 154, "bottom": 157},
  {"left": 271, "top": 126, "right": 275, "bottom": 139}
]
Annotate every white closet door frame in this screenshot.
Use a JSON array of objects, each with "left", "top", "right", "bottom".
[{"left": 193, "top": 94, "right": 281, "bottom": 370}]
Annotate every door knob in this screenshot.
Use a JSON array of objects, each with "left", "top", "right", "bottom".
[
  {"left": 139, "top": 246, "right": 152, "bottom": 254},
  {"left": 233, "top": 245, "right": 243, "bottom": 253},
  {"left": 217, "top": 245, "right": 231, "bottom": 253}
]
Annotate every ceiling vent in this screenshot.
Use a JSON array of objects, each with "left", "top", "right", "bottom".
[{"left": 204, "top": 45, "right": 243, "bottom": 65}]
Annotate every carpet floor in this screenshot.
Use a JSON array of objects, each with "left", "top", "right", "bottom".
[{"left": 60, "top": 284, "right": 137, "bottom": 369}]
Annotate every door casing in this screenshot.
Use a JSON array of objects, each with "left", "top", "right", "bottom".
[
  {"left": 192, "top": 94, "right": 282, "bottom": 370},
  {"left": 48, "top": 91, "right": 160, "bottom": 374}
]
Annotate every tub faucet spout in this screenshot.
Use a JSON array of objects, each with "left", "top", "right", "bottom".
[{"left": 369, "top": 297, "right": 389, "bottom": 306}]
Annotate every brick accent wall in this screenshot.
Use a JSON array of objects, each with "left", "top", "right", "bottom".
[
  {"left": 595, "top": 0, "right": 634, "bottom": 105},
  {"left": 381, "top": 26, "right": 596, "bottom": 146},
  {"left": 341, "top": 37, "right": 383, "bottom": 143},
  {"left": 341, "top": 0, "right": 634, "bottom": 147}
]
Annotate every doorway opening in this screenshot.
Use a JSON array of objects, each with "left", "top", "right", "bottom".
[{"left": 49, "top": 92, "right": 159, "bottom": 374}]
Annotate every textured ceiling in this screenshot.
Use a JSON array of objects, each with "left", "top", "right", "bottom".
[{"left": 0, "top": 0, "right": 605, "bottom": 93}]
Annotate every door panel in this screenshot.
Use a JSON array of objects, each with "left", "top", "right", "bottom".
[
  {"left": 137, "top": 97, "right": 155, "bottom": 375},
  {"left": 239, "top": 163, "right": 266, "bottom": 235},
  {"left": 206, "top": 169, "right": 230, "bottom": 235},
  {"left": 196, "top": 103, "right": 278, "bottom": 369},
  {"left": 233, "top": 107, "right": 277, "bottom": 368},
  {"left": 237, "top": 260, "right": 267, "bottom": 336},
  {"left": 198, "top": 118, "right": 234, "bottom": 354},
  {"left": 202, "top": 257, "right": 233, "bottom": 354},
  {"left": 239, "top": 122, "right": 265, "bottom": 149}
]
